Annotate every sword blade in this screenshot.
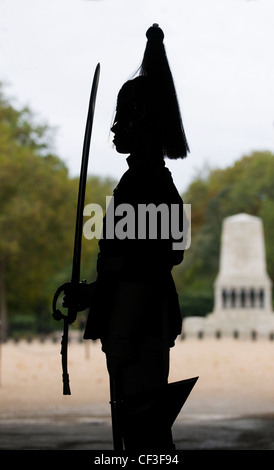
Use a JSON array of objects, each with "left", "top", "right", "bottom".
[
  {"left": 65, "top": 63, "right": 100, "bottom": 394},
  {"left": 52, "top": 63, "right": 100, "bottom": 395},
  {"left": 72, "top": 62, "right": 100, "bottom": 283}
]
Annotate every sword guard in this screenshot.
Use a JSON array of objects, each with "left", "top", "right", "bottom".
[
  {"left": 52, "top": 282, "right": 71, "bottom": 321},
  {"left": 52, "top": 280, "right": 89, "bottom": 323}
]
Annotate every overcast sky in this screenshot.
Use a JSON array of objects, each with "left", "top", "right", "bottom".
[{"left": 1, "top": 0, "right": 274, "bottom": 193}]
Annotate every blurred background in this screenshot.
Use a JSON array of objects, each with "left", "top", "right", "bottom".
[
  {"left": 1, "top": 0, "right": 274, "bottom": 452},
  {"left": 0, "top": 0, "right": 274, "bottom": 340}
]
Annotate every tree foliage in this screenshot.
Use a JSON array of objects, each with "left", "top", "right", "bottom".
[
  {"left": 173, "top": 151, "right": 274, "bottom": 317},
  {"left": 0, "top": 85, "right": 115, "bottom": 337}
]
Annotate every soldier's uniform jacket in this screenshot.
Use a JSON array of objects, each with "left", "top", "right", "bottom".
[{"left": 84, "top": 154, "right": 185, "bottom": 350}]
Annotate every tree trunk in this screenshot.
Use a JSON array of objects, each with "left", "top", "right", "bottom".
[{"left": 0, "top": 260, "right": 8, "bottom": 342}]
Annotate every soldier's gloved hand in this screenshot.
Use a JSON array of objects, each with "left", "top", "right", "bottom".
[{"left": 62, "top": 282, "right": 92, "bottom": 313}]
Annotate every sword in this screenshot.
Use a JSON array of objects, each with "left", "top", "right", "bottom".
[{"left": 52, "top": 63, "right": 100, "bottom": 395}]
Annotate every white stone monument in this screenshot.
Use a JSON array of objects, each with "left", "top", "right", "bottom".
[{"left": 183, "top": 213, "right": 274, "bottom": 338}]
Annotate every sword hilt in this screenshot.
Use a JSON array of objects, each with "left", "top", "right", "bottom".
[{"left": 52, "top": 281, "right": 80, "bottom": 324}]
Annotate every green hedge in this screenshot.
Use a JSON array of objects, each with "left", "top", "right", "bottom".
[{"left": 179, "top": 292, "right": 214, "bottom": 318}]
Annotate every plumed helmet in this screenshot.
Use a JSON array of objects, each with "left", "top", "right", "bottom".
[{"left": 114, "top": 24, "right": 190, "bottom": 159}]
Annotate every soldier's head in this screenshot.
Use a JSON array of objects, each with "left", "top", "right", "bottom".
[{"left": 111, "top": 24, "right": 189, "bottom": 160}]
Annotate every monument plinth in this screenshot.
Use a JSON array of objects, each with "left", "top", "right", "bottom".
[{"left": 183, "top": 213, "right": 274, "bottom": 338}]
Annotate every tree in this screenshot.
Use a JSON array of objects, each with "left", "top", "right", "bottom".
[
  {"left": 174, "top": 151, "right": 274, "bottom": 317},
  {"left": 0, "top": 85, "right": 74, "bottom": 338}
]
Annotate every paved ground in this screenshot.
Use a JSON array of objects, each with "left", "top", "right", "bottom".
[
  {"left": 1, "top": 339, "right": 273, "bottom": 464},
  {"left": 1, "top": 412, "right": 273, "bottom": 451}
]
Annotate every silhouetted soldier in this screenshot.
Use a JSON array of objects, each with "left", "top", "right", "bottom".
[{"left": 65, "top": 24, "right": 190, "bottom": 451}]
